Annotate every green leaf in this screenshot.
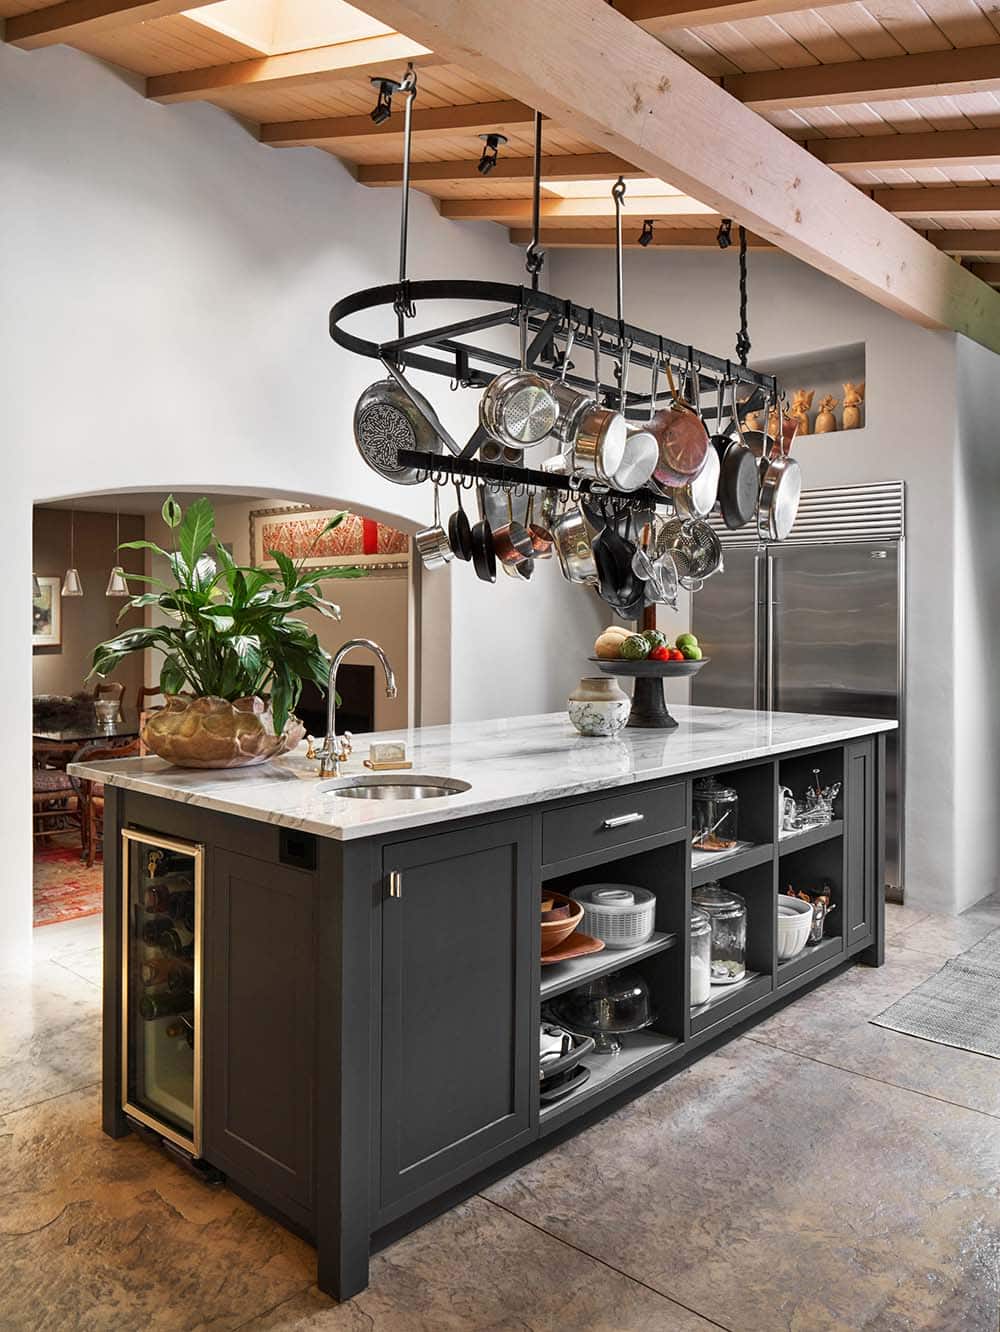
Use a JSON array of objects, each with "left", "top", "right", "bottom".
[
  {"left": 270, "top": 663, "right": 294, "bottom": 736},
  {"left": 230, "top": 635, "right": 262, "bottom": 674},
  {"left": 268, "top": 549, "right": 297, "bottom": 593},
  {"left": 160, "top": 654, "right": 188, "bottom": 695},
  {"left": 117, "top": 538, "right": 171, "bottom": 560},
  {"left": 162, "top": 495, "right": 183, "bottom": 529},
  {"left": 178, "top": 497, "right": 215, "bottom": 573}
]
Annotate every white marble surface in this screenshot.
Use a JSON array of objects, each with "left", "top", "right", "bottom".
[{"left": 69, "top": 706, "right": 896, "bottom": 842}]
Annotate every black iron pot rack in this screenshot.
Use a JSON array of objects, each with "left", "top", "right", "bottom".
[{"left": 329, "top": 279, "right": 776, "bottom": 422}]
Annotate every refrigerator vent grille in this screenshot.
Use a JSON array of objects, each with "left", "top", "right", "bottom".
[{"left": 709, "top": 481, "right": 904, "bottom": 546}]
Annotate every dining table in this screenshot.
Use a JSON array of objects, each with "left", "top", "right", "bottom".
[{"left": 33, "top": 709, "right": 142, "bottom": 746}]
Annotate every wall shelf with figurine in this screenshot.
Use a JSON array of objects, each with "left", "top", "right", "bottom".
[{"left": 747, "top": 341, "right": 866, "bottom": 439}]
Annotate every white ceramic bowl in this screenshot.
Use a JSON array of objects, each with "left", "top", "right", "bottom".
[{"left": 777, "top": 894, "right": 813, "bottom": 960}]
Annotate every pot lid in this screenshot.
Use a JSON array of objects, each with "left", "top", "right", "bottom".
[{"left": 692, "top": 881, "right": 746, "bottom": 914}]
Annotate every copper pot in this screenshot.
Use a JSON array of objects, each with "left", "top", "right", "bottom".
[{"left": 643, "top": 360, "right": 710, "bottom": 491}]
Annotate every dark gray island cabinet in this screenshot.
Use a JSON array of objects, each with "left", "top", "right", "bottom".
[{"left": 87, "top": 711, "right": 890, "bottom": 1302}]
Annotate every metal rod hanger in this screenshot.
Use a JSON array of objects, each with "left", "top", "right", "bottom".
[
  {"left": 397, "top": 448, "right": 674, "bottom": 509},
  {"left": 330, "top": 280, "right": 777, "bottom": 411}
]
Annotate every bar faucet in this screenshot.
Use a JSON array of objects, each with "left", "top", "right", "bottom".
[{"left": 308, "top": 638, "right": 397, "bottom": 778}]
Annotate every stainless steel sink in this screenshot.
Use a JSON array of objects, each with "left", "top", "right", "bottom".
[{"left": 323, "top": 775, "right": 471, "bottom": 800}]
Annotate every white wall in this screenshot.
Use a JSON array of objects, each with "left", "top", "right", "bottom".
[
  {"left": 550, "top": 247, "right": 966, "bottom": 913},
  {"left": 0, "top": 42, "right": 601, "bottom": 966}
]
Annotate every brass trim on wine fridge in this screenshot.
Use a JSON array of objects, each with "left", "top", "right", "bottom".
[{"left": 121, "top": 828, "right": 205, "bottom": 1157}]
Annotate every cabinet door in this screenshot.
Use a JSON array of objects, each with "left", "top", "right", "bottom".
[
  {"left": 845, "top": 739, "right": 875, "bottom": 946},
  {"left": 379, "top": 817, "right": 535, "bottom": 1218},
  {"left": 203, "top": 850, "right": 316, "bottom": 1227}
]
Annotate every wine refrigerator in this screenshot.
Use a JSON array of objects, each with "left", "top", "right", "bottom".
[{"left": 121, "top": 828, "right": 204, "bottom": 1155}]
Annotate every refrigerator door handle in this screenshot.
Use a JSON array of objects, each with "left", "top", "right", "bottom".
[
  {"left": 765, "top": 552, "right": 776, "bottom": 712},
  {"left": 752, "top": 554, "right": 762, "bottom": 710}
]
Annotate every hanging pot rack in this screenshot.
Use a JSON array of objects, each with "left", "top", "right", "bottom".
[{"left": 329, "top": 279, "right": 776, "bottom": 424}]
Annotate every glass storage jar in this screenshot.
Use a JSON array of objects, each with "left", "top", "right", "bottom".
[
  {"left": 690, "top": 909, "right": 712, "bottom": 1006},
  {"left": 692, "top": 777, "right": 740, "bottom": 850},
  {"left": 692, "top": 881, "right": 747, "bottom": 985}
]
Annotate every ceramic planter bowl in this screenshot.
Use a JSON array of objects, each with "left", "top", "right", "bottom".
[
  {"left": 567, "top": 676, "right": 631, "bottom": 737},
  {"left": 142, "top": 695, "right": 305, "bottom": 769}
]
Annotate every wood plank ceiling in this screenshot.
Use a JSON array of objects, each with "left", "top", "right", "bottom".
[{"left": 6, "top": 0, "right": 1000, "bottom": 295}]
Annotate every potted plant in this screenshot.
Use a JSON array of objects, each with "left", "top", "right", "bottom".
[{"left": 89, "top": 496, "right": 362, "bottom": 768}]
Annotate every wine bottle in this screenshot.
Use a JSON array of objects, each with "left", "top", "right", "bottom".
[
  {"left": 167, "top": 961, "right": 194, "bottom": 993},
  {"left": 140, "top": 957, "right": 173, "bottom": 986},
  {"left": 165, "top": 1019, "right": 195, "bottom": 1049},
  {"left": 138, "top": 990, "right": 193, "bottom": 1020},
  {"left": 168, "top": 890, "right": 196, "bottom": 930},
  {"left": 144, "top": 884, "right": 173, "bottom": 914},
  {"left": 142, "top": 917, "right": 176, "bottom": 947}
]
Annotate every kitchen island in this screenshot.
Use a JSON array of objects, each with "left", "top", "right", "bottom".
[{"left": 73, "top": 705, "right": 895, "bottom": 1301}]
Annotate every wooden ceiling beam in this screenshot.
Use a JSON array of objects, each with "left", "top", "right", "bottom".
[
  {"left": 616, "top": 0, "right": 849, "bottom": 32},
  {"left": 443, "top": 197, "right": 717, "bottom": 224},
  {"left": 874, "top": 186, "right": 1000, "bottom": 218},
  {"left": 727, "top": 44, "right": 1000, "bottom": 111},
  {"left": 357, "top": 153, "right": 643, "bottom": 185},
  {"left": 928, "top": 230, "right": 1000, "bottom": 256},
  {"left": 811, "top": 129, "right": 1000, "bottom": 170},
  {"left": 968, "top": 262, "right": 1000, "bottom": 283},
  {"left": 147, "top": 31, "right": 434, "bottom": 104},
  {"left": 260, "top": 98, "right": 535, "bottom": 147},
  {"left": 4, "top": 0, "right": 217, "bottom": 49},
  {"left": 353, "top": 0, "right": 1000, "bottom": 349},
  {"left": 510, "top": 226, "right": 772, "bottom": 249}
]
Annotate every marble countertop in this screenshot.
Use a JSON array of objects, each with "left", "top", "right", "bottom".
[{"left": 69, "top": 705, "right": 896, "bottom": 843}]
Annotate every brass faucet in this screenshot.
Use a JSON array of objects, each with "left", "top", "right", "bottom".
[{"left": 308, "top": 638, "right": 397, "bottom": 778}]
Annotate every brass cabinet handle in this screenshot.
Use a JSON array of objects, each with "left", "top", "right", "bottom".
[
  {"left": 601, "top": 812, "right": 644, "bottom": 829},
  {"left": 387, "top": 870, "right": 403, "bottom": 899}
]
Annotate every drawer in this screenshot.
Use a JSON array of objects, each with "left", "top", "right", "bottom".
[{"left": 542, "top": 782, "right": 685, "bottom": 868}]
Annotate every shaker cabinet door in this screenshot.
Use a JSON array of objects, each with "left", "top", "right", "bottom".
[
  {"left": 202, "top": 850, "right": 317, "bottom": 1227},
  {"left": 378, "top": 817, "right": 535, "bottom": 1220},
  {"left": 845, "top": 739, "right": 875, "bottom": 946}
]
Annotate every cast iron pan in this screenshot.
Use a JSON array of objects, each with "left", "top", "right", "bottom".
[
  {"left": 471, "top": 516, "right": 496, "bottom": 582},
  {"left": 448, "top": 486, "right": 473, "bottom": 561},
  {"left": 718, "top": 440, "right": 759, "bottom": 529}
]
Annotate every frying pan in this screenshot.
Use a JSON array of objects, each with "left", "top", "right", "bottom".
[
  {"left": 479, "top": 308, "right": 558, "bottom": 449},
  {"left": 673, "top": 442, "right": 720, "bottom": 519},
  {"left": 448, "top": 481, "right": 473, "bottom": 561},
  {"left": 643, "top": 357, "right": 710, "bottom": 491},
  {"left": 757, "top": 402, "right": 801, "bottom": 541},
  {"left": 353, "top": 377, "right": 441, "bottom": 485},
  {"left": 717, "top": 378, "right": 759, "bottom": 530},
  {"left": 471, "top": 485, "right": 497, "bottom": 583}
]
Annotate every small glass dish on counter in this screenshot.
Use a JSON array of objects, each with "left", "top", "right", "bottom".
[{"left": 692, "top": 881, "right": 747, "bottom": 985}]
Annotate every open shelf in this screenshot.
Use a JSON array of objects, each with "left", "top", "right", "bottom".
[
  {"left": 692, "top": 841, "right": 773, "bottom": 887},
  {"left": 690, "top": 970, "right": 771, "bottom": 1034},
  {"left": 778, "top": 820, "right": 843, "bottom": 854},
  {"left": 541, "top": 931, "right": 677, "bottom": 1001},
  {"left": 777, "top": 934, "right": 843, "bottom": 986},
  {"left": 539, "top": 1030, "right": 681, "bottom": 1123}
]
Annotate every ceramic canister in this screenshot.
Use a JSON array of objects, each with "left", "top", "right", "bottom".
[{"left": 567, "top": 676, "right": 631, "bottom": 737}]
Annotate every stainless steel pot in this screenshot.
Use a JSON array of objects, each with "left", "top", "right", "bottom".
[
  {"left": 552, "top": 495, "right": 598, "bottom": 584},
  {"left": 757, "top": 402, "right": 801, "bottom": 540},
  {"left": 414, "top": 485, "right": 454, "bottom": 569},
  {"left": 673, "top": 438, "right": 720, "bottom": 518},
  {"left": 480, "top": 309, "right": 557, "bottom": 449},
  {"left": 644, "top": 359, "right": 711, "bottom": 490}
]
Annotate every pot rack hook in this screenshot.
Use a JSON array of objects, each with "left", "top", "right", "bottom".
[{"left": 525, "top": 111, "right": 545, "bottom": 290}]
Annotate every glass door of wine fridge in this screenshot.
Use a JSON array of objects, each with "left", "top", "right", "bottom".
[{"left": 122, "top": 829, "right": 204, "bottom": 1155}]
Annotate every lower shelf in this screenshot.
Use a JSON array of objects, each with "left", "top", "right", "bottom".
[
  {"left": 690, "top": 970, "right": 772, "bottom": 1035},
  {"left": 540, "top": 1029, "right": 681, "bottom": 1124},
  {"left": 777, "top": 934, "right": 843, "bottom": 985}
]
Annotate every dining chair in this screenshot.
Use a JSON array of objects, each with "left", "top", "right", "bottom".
[
  {"left": 135, "top": 684, "right": 164, "bottom": 715},
  {"left": 67, "top": 738, "right": 141, "bottom": 866}
]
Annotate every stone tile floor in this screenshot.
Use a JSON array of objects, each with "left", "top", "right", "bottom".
[{"left": 1, "top": 899, "right": 998, "bottom": 1331}]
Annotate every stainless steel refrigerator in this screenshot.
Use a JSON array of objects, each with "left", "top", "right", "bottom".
[{"left": 692, "top": 482, "right": 905, "bottom": 899}]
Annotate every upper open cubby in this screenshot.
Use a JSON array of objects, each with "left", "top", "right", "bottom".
[{"left": 750, "top": 342, "right": 866, "bottom": 438}]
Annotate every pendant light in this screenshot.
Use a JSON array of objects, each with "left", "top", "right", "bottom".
[
  {"left": 61, "top": 506, "right": 83, "bottom": 597},
  {"left": 105, "top": 509, "right": 128, "bottom": 597}
]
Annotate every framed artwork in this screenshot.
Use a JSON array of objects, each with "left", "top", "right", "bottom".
[
  {"left": 32, "top": 576, "right": 62, "bottom": 648},
  {"left": 249, "top": 506, "right": 410, "bottom": 576}
]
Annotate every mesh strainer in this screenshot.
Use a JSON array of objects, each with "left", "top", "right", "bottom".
[
  {"left": 655, "top": 517, "right": 723, "bottom": 583},
  {"left": 353, "top": 376, "right": 443, "bottom": 484}
]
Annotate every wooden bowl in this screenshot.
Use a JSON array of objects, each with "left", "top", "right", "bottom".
[{"left": 541, "top": 891, "right": 585, "bottom": 954}]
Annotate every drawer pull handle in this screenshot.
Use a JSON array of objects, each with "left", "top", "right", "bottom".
[
  {"left": 602, "top": 812, "right": 644, "bottom": 830},
  {"left": 387, "top": 870, "right": 403, "bottom": 899}
]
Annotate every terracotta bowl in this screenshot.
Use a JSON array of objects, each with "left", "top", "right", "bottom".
[
  {"left": 142, "top": 695, "right": 305, "bottom": 769},
  {"left": 541, "top": 891, "right": 585, "bottom": 955}
]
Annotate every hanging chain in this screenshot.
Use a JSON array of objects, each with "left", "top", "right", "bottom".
[
  {"left": 525, "top": 111, "right": 545, "bottom": 288},
  {"left": 736, "top": 224, "right": 751, "bottom": 368}
]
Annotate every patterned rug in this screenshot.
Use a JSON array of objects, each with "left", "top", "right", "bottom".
[
  {"left": 871, "top": 926, "right": 1000, "bottom": 1060},
  {"left": 34, "top": 835, "right": 103, "bottom": 927}
]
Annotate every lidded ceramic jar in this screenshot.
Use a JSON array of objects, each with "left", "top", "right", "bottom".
[
  {"left": 691, "top": 881, "right": 747, "bottom": 985},
  {"left": 567, "top": 676, "right": 631, "bottom": 737}
]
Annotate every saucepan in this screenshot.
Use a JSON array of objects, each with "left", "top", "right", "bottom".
[
  {"left": 480, "top": 308, "right": 558, "bottom": 449},
  {"left": 552, "top": 490, "right": 598, "bottom": 585},
  {"left": 414, "top": 483, "right": 454, "bottom": 570},
  {"left": 716, "top": 377, "right": 760, "bottom": 531},
  {"left": 492, "top": 490, "right": 535, "bottom": 567}
]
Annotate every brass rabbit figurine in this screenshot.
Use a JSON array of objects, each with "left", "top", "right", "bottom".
[
  {"left": 789, "top": 388, "right": 814, "bottom": 436},
  {"left": 815, "top": 393, "right": 838, "bottom": 434},
  {"left": 842, "top": 380, "right": 865, "bottom": 429}
]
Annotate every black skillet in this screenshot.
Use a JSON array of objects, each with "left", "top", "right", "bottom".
[
  {"left": 448, "top": 481, "right": 473, "bottom": 561},
  {"left": 717, "top": 378, "right": 759, "bottom": 530},
  {"left": 592, "top": 499, "right": 644, "bottom": 613},
  {"left": 470, "top": 485, "right": 497, "bottom": 583}
]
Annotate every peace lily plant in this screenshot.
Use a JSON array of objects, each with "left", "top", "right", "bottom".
[{"left": 90, "top": 496, "right": 363, "bottom": 766}]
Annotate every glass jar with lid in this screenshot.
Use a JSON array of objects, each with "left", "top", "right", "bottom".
[
  {"left": 690, "top": 909, "right": 712, "bottom": 1006},
  {"left": 692, "top": 777, "right": 740, "bottom": 851},
  {"left": 691, "top": 881, "right": 747, "bottom": 985}
]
